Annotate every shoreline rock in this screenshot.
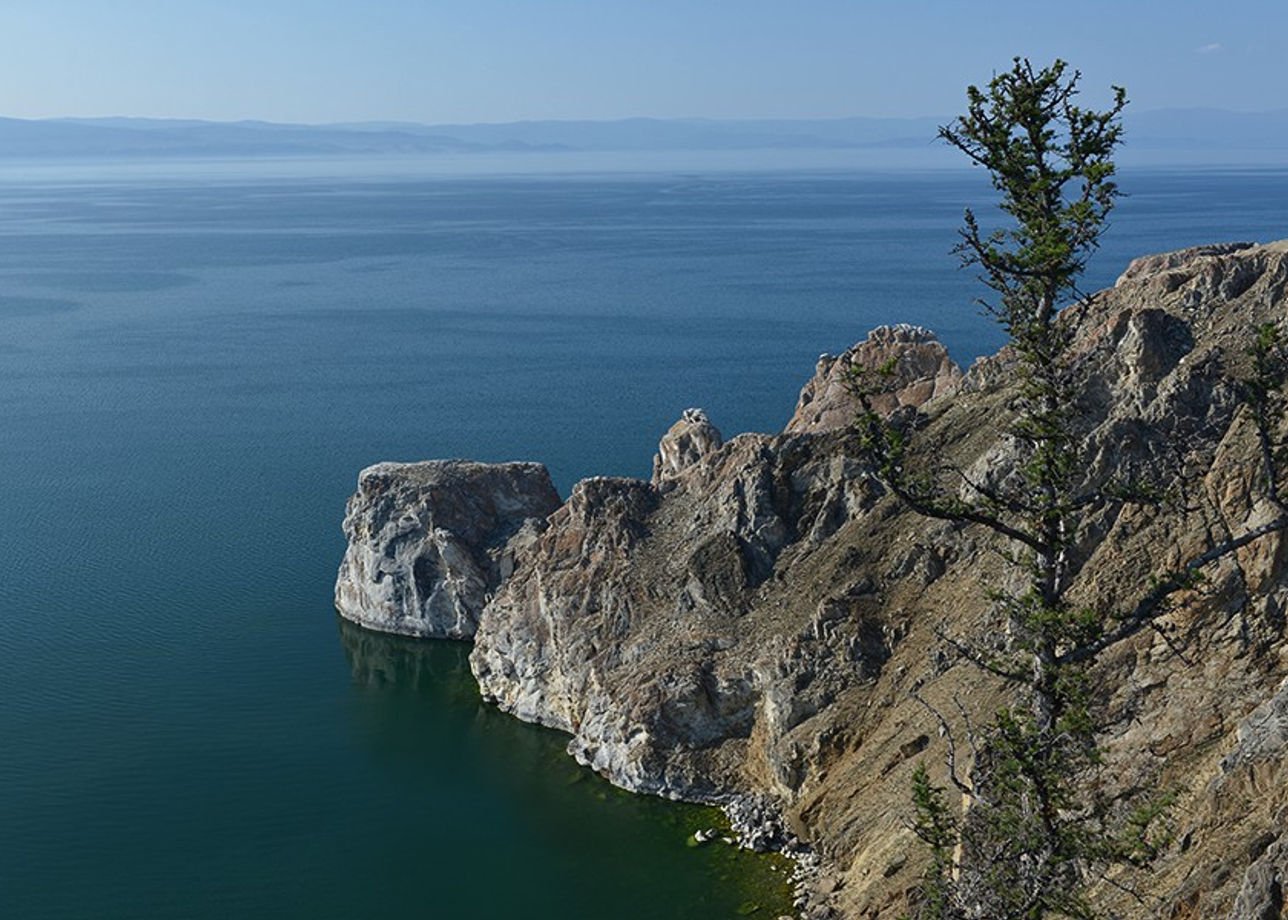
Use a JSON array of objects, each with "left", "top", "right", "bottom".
[
  {"left": 334, "top": 460, "right": 560, "bottom": 638},
  {"left": 336, "top": 240, "right": 1288, "bottom": 919}
]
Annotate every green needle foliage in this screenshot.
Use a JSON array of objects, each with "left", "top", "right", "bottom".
[{"left": 852, "top": 59, "right": 1288, "bottom": 919}]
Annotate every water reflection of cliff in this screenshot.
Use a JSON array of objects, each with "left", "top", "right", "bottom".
[
  {"left": 337, "top": 615, "right": 479, "bottom": 704},
  {"left": 333, "top": 616, "right": 794, "bottom": 917},
  {"left": 337, "top": 613, "right": 582, "bottom": 791}
]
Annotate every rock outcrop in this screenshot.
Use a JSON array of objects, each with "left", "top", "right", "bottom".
[
  {"left": 335, "top": 460, "right": 560, "bottom": 638},
  {"left": 785, "top": 324, "right": 963, "bottom": 434},
  {"left": 652, "top": 408, "right": 724, "bottom": 486},
  {"left": 336, "top": 240, "right": 1288, "bottom": 919}
]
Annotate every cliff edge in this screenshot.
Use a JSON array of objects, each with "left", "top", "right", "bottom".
[{"left": 336, "top": 240, "right": 1288, "bottom": 919}]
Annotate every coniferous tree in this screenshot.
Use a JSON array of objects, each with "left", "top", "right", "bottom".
[{"left": 854, "top": 58, "right": 1288, "bottom": 919}]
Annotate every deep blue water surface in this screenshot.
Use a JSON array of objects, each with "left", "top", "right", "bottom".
[{"left": 1, "top": 157, "right": 1285, "bottom": 918}]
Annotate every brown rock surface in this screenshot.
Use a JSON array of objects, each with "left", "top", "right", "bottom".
[
  {"left": 338, "top": 240, "right": 1288, "bottom": 919},
  {"left": 785, "top": 324, "right": 963, "bottom": 434}
]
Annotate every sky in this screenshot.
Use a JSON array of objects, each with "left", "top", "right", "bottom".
[{"left": 2, "top": 0, "right": 1285, "bottom": 124}]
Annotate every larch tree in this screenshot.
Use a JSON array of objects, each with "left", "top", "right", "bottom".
[{"left": 851, "top": 58, "right": 1288, "bottom": 919}]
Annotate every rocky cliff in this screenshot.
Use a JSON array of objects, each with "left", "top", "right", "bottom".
[
  {"left": 335, "top": 460, "right": 560, "bottom": 638},
  {"left": 336, "top": 240, "right": 1288, "bottom": 919}
]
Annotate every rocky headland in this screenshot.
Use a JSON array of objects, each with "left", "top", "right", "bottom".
[{"left": 336, "top": 240, "right": 1288, "bottom": 919}]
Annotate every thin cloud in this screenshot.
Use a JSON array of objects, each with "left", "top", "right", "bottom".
[{"left": 1196, "top": 42, "right": 1225, "bottom": 54}]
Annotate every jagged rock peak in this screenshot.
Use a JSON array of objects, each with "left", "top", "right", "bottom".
[
  {"left": 785, "top": 324, "right": 963, "bottom": 434},
  {"left": 1115, "top": 241, "right": 1258, "bottom": 286},
  {"left": 863, "top": 323, "right": 940, "bottom": 345},
  {"left": 334, "top": 460, "right": 561, "bottom": 639},
  {"left": 652, "top": 407, "right": 724, "bottom": 486}
]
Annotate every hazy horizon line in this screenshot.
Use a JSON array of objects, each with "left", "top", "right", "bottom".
[{"left": 9, "top": 106, "right": 1288, "bottom": 129}]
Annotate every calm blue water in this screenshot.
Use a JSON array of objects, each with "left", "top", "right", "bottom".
[{"left": 1, "top": 157, "right": 1285, "bottom": 919}]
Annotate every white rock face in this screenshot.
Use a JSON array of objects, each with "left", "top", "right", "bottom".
[
  {"left": 652, "top": 408, "right": 724, "bottom": 486},
  {"left": 334, "top": 460, "right": 561, "bottom": 638}
]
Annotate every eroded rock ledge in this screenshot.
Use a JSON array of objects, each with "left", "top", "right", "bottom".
[{"left": 337, "top": 241, "right": 1288, "bottom": 920}]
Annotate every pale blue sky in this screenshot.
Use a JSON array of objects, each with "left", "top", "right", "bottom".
[{"left": 2, "top": 0, "right": 1283, "bottom": 123}]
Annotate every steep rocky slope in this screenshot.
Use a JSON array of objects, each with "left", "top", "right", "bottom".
[{"left": 336, "top": 240, "right": 1288, "bottom": 919}]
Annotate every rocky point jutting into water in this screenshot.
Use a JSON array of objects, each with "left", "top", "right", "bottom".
[{"left": 336, "top": 241, "right": 1288, "bottom": 919}]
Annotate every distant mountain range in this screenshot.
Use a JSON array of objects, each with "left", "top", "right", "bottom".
[{"left": 0, "top": 110, "right": 1285, "bottom": 160}]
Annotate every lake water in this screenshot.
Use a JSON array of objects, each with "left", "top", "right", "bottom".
[{"left": 1, "top": 155, "right": 1285, "bottom": 919}]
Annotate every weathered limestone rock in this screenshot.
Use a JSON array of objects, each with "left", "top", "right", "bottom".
[
  {"left": 337, "top": 240, "right": 1288, "bottom": 919},
  {"left": 1229, "top": 834, "right": 1286, "bottom": 920},
  {"left": 1221, "top": 678, "right": 1288, "bottom": 776},
  {"left": 469, "top": 422, "right": 879, "bottom": 806},
  {"left": 334, "top": 460, "right": 560, "bottom": 638},
  {"left": 1115, "top": 241, "right": 1256, "bottom": 287},
  {"left": 785, "top": 324, "right": 963, "bottom": 434},
  {"left": 652, "top": 408, "right": 723, "bottom": 486},
  {"left": 1212, "top": 681, "right": 1288, "bottom": 919}
]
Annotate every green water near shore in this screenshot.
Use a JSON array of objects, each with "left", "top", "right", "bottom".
[{"left": 337, "top": 619, "right": 795, "bottom": 918}]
